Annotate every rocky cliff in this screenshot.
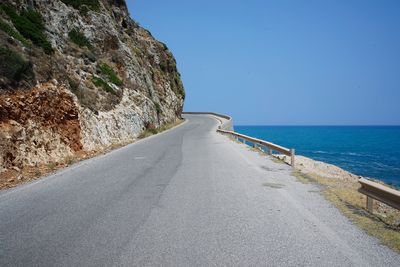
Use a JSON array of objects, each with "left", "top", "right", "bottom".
[{"left": 0, "top": 0, "right": 185, "bottom": 173}]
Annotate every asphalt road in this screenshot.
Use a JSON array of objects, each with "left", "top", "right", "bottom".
[{"left": 0, "top": 115, "right": 399, "bottom": 266}]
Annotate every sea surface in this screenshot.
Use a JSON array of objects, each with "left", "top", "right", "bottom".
[{"left": 234, "top": 126, "right": 400, "bottom": 187}]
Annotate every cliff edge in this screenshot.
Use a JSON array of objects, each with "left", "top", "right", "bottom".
[{"left": 0, "top": 0, "right": 185, "bottom": 173}]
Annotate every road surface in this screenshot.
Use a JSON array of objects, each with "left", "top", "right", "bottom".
[{"left": 0, "top": 114, "right": 399, "bottom": 266}]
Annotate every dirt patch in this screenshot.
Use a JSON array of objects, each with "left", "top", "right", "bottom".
[
  {"left": 0, "top": 150, "right": 97, "bottom": 190},
  {"left": 0, "top": 83, "right": 82, "bottom": 153}
]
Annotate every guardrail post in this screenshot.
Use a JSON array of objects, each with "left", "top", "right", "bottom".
[
  {"left": 366, "top": 196, "right": 374, "bottom": 213},
  {"left": 358, "top": 178, "right": 400, "bottom": 212},
  {"left": 290, "top": 149, "right": 295, "bottom": 167}
]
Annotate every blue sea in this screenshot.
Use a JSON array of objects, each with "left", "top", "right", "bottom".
[{"left": 234, "top": 126, "right": 400, "bottom": 187}]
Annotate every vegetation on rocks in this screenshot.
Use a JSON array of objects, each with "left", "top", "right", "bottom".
[
  {"left": 61, "top": 0, "right": 100, "bottom": 13},
  {"left": 174, "top": 75, "right": 185, "bottom": 99},
  {"left": 68, "top": 29, "right": 92, "bottom": 48},
  {"left": 91, "top": 63, "right": 123, "bottom": 96},
  {"left": 0, "top": 19, "right": 30, "bottom": 46},
  {"left": 67, "top": 77, "right": 79, "bottom": 92},
  {"left": 0, "top": 46, "right": 33, "bottom": 84},
  {"left": 139, "top": 120, "right": 183, "bottom": 139},
  {"left": 92, "top": 76, "right": 116, "bottom": 95},
  {"left": 153, "top": 101, "right": 162, "bottom": 114},
  {"left": 0, "top": 0, "right": 185, "bottom": 188},
  {"left": 0, "top": 5, "right": 53, "bottom": 54},
  {"left": 99, "top": 63, "right": 123, "bottom": 86}
]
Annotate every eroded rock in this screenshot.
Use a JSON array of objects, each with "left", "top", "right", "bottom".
[{"left": 0, "top": 0, "right": 184, "bottom": 172}]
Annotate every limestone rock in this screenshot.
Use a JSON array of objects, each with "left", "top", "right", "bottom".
[{"left": 0, "top": 1, "right": 184, "bottom": 170}]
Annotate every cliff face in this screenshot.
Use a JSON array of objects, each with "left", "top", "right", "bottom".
[{"left": 0, "top": 0, "right": 185, "bottom": 171}]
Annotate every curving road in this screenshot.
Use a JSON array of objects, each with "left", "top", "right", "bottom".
[{"left": 0, "top": 114, "right": 399, "bottom": 266}]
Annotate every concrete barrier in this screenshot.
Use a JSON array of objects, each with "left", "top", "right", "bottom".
[{"left": 182, "top": 112, "right": 233, "bottom": 131}]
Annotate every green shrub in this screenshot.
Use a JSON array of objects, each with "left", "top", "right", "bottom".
[
  {"left": 0, "top": 46, "right": 33, "bottom": 82},
  {"left": 0, "top": 5, "right": 53, "bottom": 54},
  {"left": 61, "top": 0, "right": 100, "bottom": 12},
  {"left": 180, "top": 87, "right": 186, "bottom": 99},
  {"left": 84, "top": 50, "right": 96, "bottom": 62},
  {"left": 0, "top": 19, "right": 30, "bottom": 46},
  {"left": 159, "top": 62, "right": 167, "bottom": 72},
  {"left": 67, "top": 77, "right": 79, "bottom": 92},
  {"left": 92, "top": 76, "right": 116, "bottom": 95},
  {"left": 68, "top": 77, "right": 86, "bottom": 104},
  {"left": 153, "top": 101, "right": 161, "bottom": 114},
  {"left": 138, "top": 123, "right": 159, "bottom": 138},
  {"left": 21, "top": 8, "right": 45, "bottom": 30},
  {"left": 172, "top": 76, "right": 185, "bottom": 99},
  {"left": 99, "top": 63, "right": 123, "bottom": 86},
  {"left": 160, "top": 42, "right": 168, "bottom": 51},
  {"left": 68, "top": 28, "right": 91, "bottom": 48}
]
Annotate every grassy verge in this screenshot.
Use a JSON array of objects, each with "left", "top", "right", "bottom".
[
  {"left": 270, "top": 155, "right": 287, "bottom": 165},
  {"left": 138, "top": 119, "right": 184, "bottom": 139},
  {"left": 291, "top": 170, "right": 400, "bottom": 252}
]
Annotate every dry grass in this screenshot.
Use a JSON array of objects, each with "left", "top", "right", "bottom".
[
  {"left": 227, "top": 135, "right": 242, "bottom": 144},
  {"left": 291, "top": 170, "right": 400, "bottom": 252},
  {"left": 270, "top": 156, "right": 287, "bottom": 165},
  {"left": 138, "top": 119, "right": 184, "bottom": 139}
]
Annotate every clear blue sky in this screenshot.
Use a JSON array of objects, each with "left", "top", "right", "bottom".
[{"left": 128, "top": 0, "right": 400, "bottom": 125}]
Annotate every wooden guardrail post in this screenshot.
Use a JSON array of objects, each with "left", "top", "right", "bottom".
[
  {"left": 358, "top": 178, "right": 400, "bottom": 212},
  {"left": 366, "top": 196, "right": 374, "bottom": 213}
]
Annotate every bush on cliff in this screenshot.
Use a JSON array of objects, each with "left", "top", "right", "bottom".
[
  {"left": 68, "top": 28, "right": 92, "bottom": 48},
  {"left": 61, "top": 0, "right": 101, "bottom": 13},
  {"left": 0, "top": 19, "right": 30, "bottom": 46},
  {"left": 0, "top": 5, "right": 53, "bottom": 54},
  {"left": 153, "top": 101, "right": 161, "bottom": 114},
  {"left": 0, "top": 46, "right": 34, "bottom": 84},
  {"left": 92, "top": 76, "right": 116, "bottom": 95},
  {"left": 99, "top": 63, "right": 123, "bottom": 86},
  {"left": 92, "top": 63, "right": 123, "bottom": 96}
]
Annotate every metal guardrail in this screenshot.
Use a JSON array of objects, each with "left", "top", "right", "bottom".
[
  {"left": 183, "top": 112, "right": 295, "bottom": 166},
  {"left": 217, "top": 129, "right": 296, "bottom": 167},
  {"left": 358, "top": 178, "right": 400, "bottom": 212},
  {"left": 187, "top": 112, "right": 400, "bottom": 213}
]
